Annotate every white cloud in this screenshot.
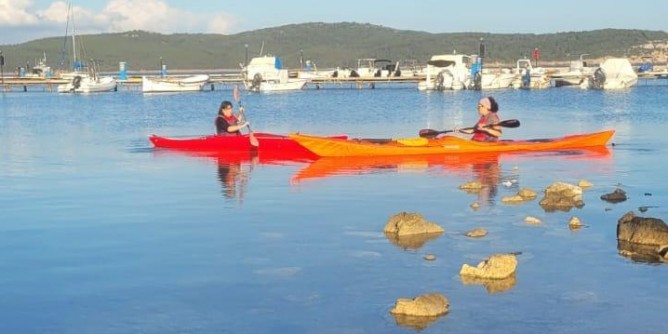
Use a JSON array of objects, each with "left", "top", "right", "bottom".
[
  {"left": 97, "top": 0, "right": 236, "bottom": 34},
  {"left": 0, "top": 0, "right": 40, "bottom": 26},
  {"left": 0, "top": 0, "right": 237, "bottom": 44}
]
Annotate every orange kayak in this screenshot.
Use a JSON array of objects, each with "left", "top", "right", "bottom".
[{"left": 288, "top": 130, "right": 615, "bottom": 157}]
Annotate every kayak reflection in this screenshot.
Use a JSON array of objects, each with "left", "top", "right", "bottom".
[
  {"left": 292, "top": 147, "right": 612, "bottom": 203},
  {"left": 151, "top": 147, "right": 315, "bottom": 201}
]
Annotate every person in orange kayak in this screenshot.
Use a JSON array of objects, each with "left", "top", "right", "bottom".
[
  {"left": 215, "top": 100, "right": 249, "bottom": 135},
  {"left": 458, "top": 97, "right": 501, "bottom": 142}
]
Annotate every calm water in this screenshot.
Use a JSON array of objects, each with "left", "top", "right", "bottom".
[{"left": 1, "top": 82, "right": 667, "bottom": 334}]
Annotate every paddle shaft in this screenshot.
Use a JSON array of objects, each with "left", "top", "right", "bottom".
[
  {"left": 233, "top": 86, "right": 259, "bottom": 147},
  {"left": 419, "top": 119, "right": 520, "bottom": 138}
]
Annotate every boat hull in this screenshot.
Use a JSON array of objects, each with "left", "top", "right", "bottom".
[
  {"left": 142, "top": 75, "right": 209, "bottom": 93},
  {"left": 149, "top": 132, "right": 325, "bottom": 160},
  {"left": 289, "top": 130, "right": 615, "bottom": 157},
  {"left": 57, "top": 75, "right": 117, "bottom": 93}
]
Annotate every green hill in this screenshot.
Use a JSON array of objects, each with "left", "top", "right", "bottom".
[{"left": 1, "top": 22, "right": 667, "bottom": 72}]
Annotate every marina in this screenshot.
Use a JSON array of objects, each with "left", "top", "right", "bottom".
[{"left": 1, "top": 66, "right": 667, "bottom": 93}]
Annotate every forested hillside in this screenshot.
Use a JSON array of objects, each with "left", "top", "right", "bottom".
[{"left": 2, "top": 22, "right": 666, "bottom": 72}]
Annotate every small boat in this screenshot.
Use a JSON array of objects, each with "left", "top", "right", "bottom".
[
  {"left": 552, "top": 54, "right": 595, "bottom": 87},
  {"left": 242, "top": 55, "right": 308, "bottom": 92},
  {"left": 480, "top": 69, "right": 516, "bottom": 90},
  {"left": 149, "top": 132, "right": 341, "bottom": 161},
  {"left": 511, "top": 59, "right": 551, "bottom": 89},
  {"left": 142, "top": 74, "right": 210, "bottom": 93},
  {"left": 57, "top": 74, "right": 117, "bottom": 93},
  {"left": 418, "top": 54, "right": 474, "bottom": 91},
  {"left": 288, "top": 130, "right": 615, "bottom": 157},
  {"left": 580, "top": 58, "right": 638, "bottom": 90}
]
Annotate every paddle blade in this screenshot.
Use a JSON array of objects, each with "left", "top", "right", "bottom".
[
  {"left": 498, "top": 119, "right": 520, "bottom": 128},
  {"left": 419, "top": 129, "right": 450, "bottom": 138},
  {"left": 249, "top": 133, "right": 259, "bottom": 147}
]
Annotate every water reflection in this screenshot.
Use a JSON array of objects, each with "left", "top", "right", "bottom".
[
  {"left": 469, "top": 156, "right": 501, "bottom": 206},
  {"left": 617, "top": 240, "right": 668, "bottom": 264},
  {"left": 461, "top": 274, "right": 517, "bottom": 294},
  {"left": 391, "top": 313, "right": 443, "bottom": 331},
  {"left": 385, "top": 231, "right": 443, "bottom": 250},
  {"left": 291, "top": 153, "right": 499, "bottom": 184},
  {"left": 216, "top": 152, "right": 257, "bottom": 199}
]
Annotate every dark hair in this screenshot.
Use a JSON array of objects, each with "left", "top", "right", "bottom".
[
  {"left": 487, "top": 96, "right": 499, "bottom": 112},
  {"left": 218, "top": 100, "right": 233, "bottom": 115}
]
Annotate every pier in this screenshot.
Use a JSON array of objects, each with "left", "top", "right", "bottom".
[{"left": 1, "top": 67, "right": 666, "bottom": 93}]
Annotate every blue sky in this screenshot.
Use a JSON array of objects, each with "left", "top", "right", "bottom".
[{"left": 2, "top": 0, "right": 667, "bottom": 44}]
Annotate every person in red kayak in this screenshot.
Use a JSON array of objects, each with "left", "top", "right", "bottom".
[
  {"left": 458, "top": 97, "right": 501, "bottom": 142},
  {"left": 215, "top": 100, "right": 249, "bottom": 135}
]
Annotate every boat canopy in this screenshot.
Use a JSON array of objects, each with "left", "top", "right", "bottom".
[
  {"left": 427, "top": 60, "right": 456, "bottom": 67},
  {"left": 600, "top": 58, "right": 637, "bottom": 81}
]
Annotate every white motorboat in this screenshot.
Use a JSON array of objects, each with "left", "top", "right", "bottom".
[
  {"left": 418, "top": 54, "right": 474, "bottom": 91},
  {"left": 141, "top": 74, "right": 210, "bottom": 93},
  {"left": 480, "top": 69, "right": 516, "bottom": 90},
  {"left": 296, "top": 60, "right": 337, "bottom": 80},
  {"left": 553, "top": 54, "right": 595, "bottom": 87},
  {"left": 349, "top": 58, "right": 401, "bottom": 78},
  {"left": 511, "top": 59, "right": 551, "bottom": 89},
  {"left": 580, "top": 58, "right": 638, "bottom": 90},
  {"left": 25, "top": 52, "right": 52, "bottom": 78},
  {"left": 242, "top": 55, "right": 307, "bottom": 92},
  {"left": 57, "top": 74, "right": 117, "bottom": 93}
]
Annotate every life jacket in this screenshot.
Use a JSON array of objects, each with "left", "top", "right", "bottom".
[
  {"left": 471, "top": 115, "right": 499, "bottom": 142},
  {"left": 216, "top": 115, "right": 240, "bottom": 136}
]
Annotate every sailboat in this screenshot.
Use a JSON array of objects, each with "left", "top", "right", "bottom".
[{"left": 57, "top": 2, "right": 117, "bottom": 93}]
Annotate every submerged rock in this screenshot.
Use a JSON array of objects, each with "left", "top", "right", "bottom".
[
  {"left": 569, "top": 216, "right": 584, "bottom": 229},
  {"left": 501, "top": 194, "right": 525, "bottom": 204},
  {"left": 617, "top": 211, "right": 668, "bottom": 246},
  {"left": 459, "top": 181, "right": 483, "bottom": 192},
  {"left": 460, "top": 254, "right": 518, "bottom": 280},
  {"left": 390, "top": 293, "right": 449, "bottom": 317},
  {"left": 539, "top": 182, "right": 584, "bottom": 212},
  {"left": 578, "top": 179, "right": 593, "bottom": 188},
  {"left": 465, "top": 228, "right": 488, "bottom": 238},
  {"left": 524, "top": 216, "right": 542, "bottom": 225},
  {"left": 601, "top": 188, "right": 627, "bottom": 203},
  {"left": 423, "top": 254, "right": 436, "bottom": 261},
  {"left": 384, "top": 212, "right": 444, "bottom": 250},
  {"left": 616, "top": 211, "right": 668, "bottom": 263},
  {"left": 518, "top": 188, "right": 538, "bottom": 199},
  {"left": 384, "top": 212, "right": 444, "bottom": 236}
]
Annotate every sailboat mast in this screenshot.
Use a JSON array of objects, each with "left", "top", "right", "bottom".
[
  {"left": 59, "top": 2, "right": 72, "bottom": 69},
  {"left": 70, "top": 4, "right": 77, "bottom": 70}
]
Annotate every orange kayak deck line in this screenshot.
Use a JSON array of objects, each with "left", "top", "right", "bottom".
[{"left": 288, "top": 130, "right": 615, "bottom": 157}]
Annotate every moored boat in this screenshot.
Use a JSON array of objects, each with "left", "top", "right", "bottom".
[
  {"left": 289, "top": 130, "right": 615, "bottom": 157},
  {"left": 57, "top": 74, "right": 117, "bottom": 93},
  {"left": 142, "top": 74, "right": 209, "bottom": 93}
]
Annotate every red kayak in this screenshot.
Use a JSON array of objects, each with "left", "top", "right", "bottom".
[{"left": 149, "top": 132, "right": 339, "bottom": 161}]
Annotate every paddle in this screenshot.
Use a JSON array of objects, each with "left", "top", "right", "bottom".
[
  {"left": 419, "top": 119, "right": 521, "bottom": 138},
  {"left": 233, "top": 85, "right": 259, "bottom": 147}
]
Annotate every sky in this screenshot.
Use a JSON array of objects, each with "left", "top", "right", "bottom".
[{"left": 1, "top": 0, "right": 667, "bottom": 44}]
